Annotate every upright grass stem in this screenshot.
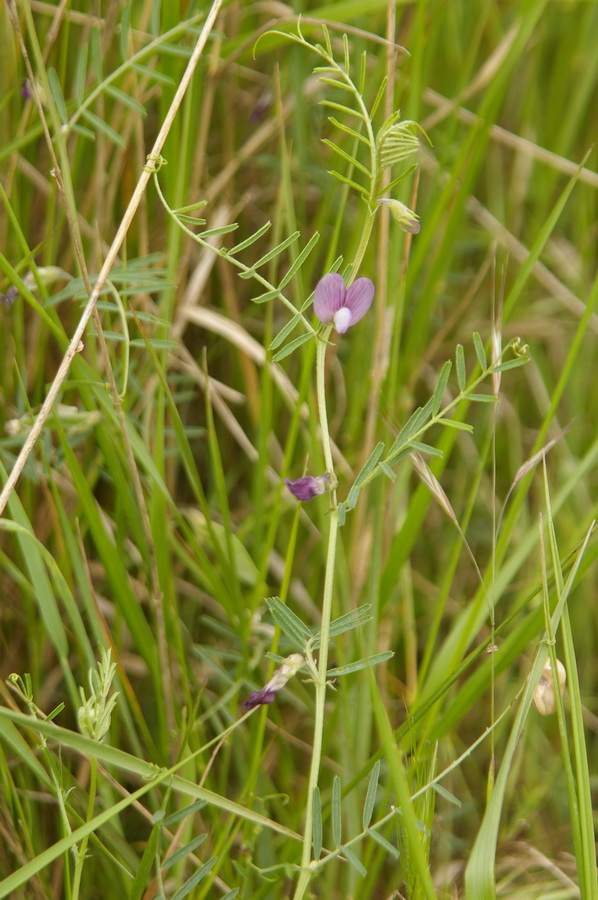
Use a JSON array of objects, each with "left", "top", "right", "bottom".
[{"left": 71, "top": 757, "right": 97, "bottom": 900}]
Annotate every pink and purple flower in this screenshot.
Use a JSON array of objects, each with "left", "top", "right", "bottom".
[
  {"left": 313, "top": 273, "right": 374, "bottom": 334},
  {"left": 284, "top": 473, "right": 331, "bottom": 502},
  {"left": 243, "top": 653, "right": 305, "bottom": 710}
]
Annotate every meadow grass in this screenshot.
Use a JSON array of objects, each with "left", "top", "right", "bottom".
[{"left": 1, "top": 1, "right": 597, "bottom": 898}]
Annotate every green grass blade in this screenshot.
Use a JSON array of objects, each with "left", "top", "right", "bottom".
[
  {"left": 362, "top": 760, "right": 381, "bottom": 829},
  {"left": 368, "top": 669, "right": 438, "bottom": 900},
  {"left": 313, "top": 787, "right": 323, "bottom": 860},
  {"left": 332, "top": 775, "right": 342, "bottom": 847}
]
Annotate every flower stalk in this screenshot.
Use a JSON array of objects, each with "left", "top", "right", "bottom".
[
  {"left": 316, "top": 326, "right": 335, "bottom": 476},
  {"left": 291, "top": 200, "right": 379, "bottom": 898},
  {"left": 293, "top": 404, "right": 340, "bottom": 900}
]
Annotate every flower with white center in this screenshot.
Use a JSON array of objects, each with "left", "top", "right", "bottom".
[{"left": 313, "top": 273, "right": 375, "bottom": 334}]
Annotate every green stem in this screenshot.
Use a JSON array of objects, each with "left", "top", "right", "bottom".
[
  {"left": 293, "top": 318, "right": 343, "bottom": 900},
  {"left": 72, "top": 756, "right": 97, "bottom": 900},
  {"left": 316, "top": 328, "right": 335, "bottom": 476},
  {"left": 293, "top": 508, "right": 339, "bottom": 900},
  {"left": 293, "top": 189, "right": 378, "bottom": 900},
  {"left": 349, "top": 211, "right": 376, "bottom": 284}
]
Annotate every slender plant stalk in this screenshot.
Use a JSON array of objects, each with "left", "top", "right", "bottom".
[
  {"left": 293, "top": 199, "right": 378, "bottom": 897},
  {"left": 294, "top": 513, "right": 340, "bottom": 899},
  {"left": 292, "top": 329, "right": 339, "bottom": 899},
  {"left": 71, "top": 757, "right": 97, "bottom": 900},
  {"left": 350, "top": 213, "right": 376, "bottom": 283}
]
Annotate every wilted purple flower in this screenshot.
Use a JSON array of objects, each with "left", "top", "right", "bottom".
[
  {"left": 377, "top": 198, "right": 421, "bottom": 234},
  {"left": 284, "top": 473, "right": 331, "bottom": 502},
  {"left": 21, "top": 79, "right": 33, "bottom": 100},
  {"left": 243, "top": 686, "right": 278, "bottom": 709},
  {"left": 243, "top": 653, "right": 304, "bottom": 710},
  {"left": 250, "top": 90, "right": 272, "bottom": 122},
  {"left": 313, "top": 273, "right": 374, "bottom": 334},
  {"left": 1, "top": 286, "right": 19, "bottom": 305}
]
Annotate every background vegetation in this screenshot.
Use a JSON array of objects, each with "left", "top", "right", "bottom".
[{"left": 0, "top": 0, "right": 597, "bottom": 898}]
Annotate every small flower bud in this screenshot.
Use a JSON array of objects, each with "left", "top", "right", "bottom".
[
  {"left": 533, "top": 658, "right": 566, "bottom": 715},
  {"left": 377, "top": 198, "right": 421, "bottom": 234}
]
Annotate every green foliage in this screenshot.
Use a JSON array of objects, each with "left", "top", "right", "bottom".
[
  {"left": 262, "top": 20, "right": 428, "bottom": 215},
  {"left": 0, "top": 1, "right": 597, "bottom": 899}
]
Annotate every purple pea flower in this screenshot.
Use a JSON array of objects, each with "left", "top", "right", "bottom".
[
  {"left": 243, "top": 653, "right": 304, "bottom": 710},
  {"left": 313, "top": 273, "right": 375, "bottom": 334},
  {"left": 284, "top": 473, "right": 331, "bottom": 502}
]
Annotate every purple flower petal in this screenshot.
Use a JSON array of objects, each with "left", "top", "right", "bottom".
[
  {"left": 243, "top": 688, "right": 277, "bottom": 709},
  {"left": 1, "top": 286, "right": 19, "bottom": 306},
  {"left": 313, "top": 273, "right": 374, "bottom": 332},
  {"left": 313, "top": 273, "right": 346, "bottom": 323},
  {"left": 242, "top": 654, "right": 305, "bottom": 710},
  {"left": 344, "top": 277, "right": 375, "bottom": 324},
  {"left": 284, "top": 474, "right": 330, "bottom": 502}
]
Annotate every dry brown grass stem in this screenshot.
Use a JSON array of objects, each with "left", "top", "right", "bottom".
[
  {"left": 0, "top": 0, "right": 224, "bottom": 517},
  {"left": 424, "top": 88, "right": 598, "bottom": 188}
]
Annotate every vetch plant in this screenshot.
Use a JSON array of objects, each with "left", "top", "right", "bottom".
[{"left": 151, "top": 21, "right": 532, "bottom": 900}]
